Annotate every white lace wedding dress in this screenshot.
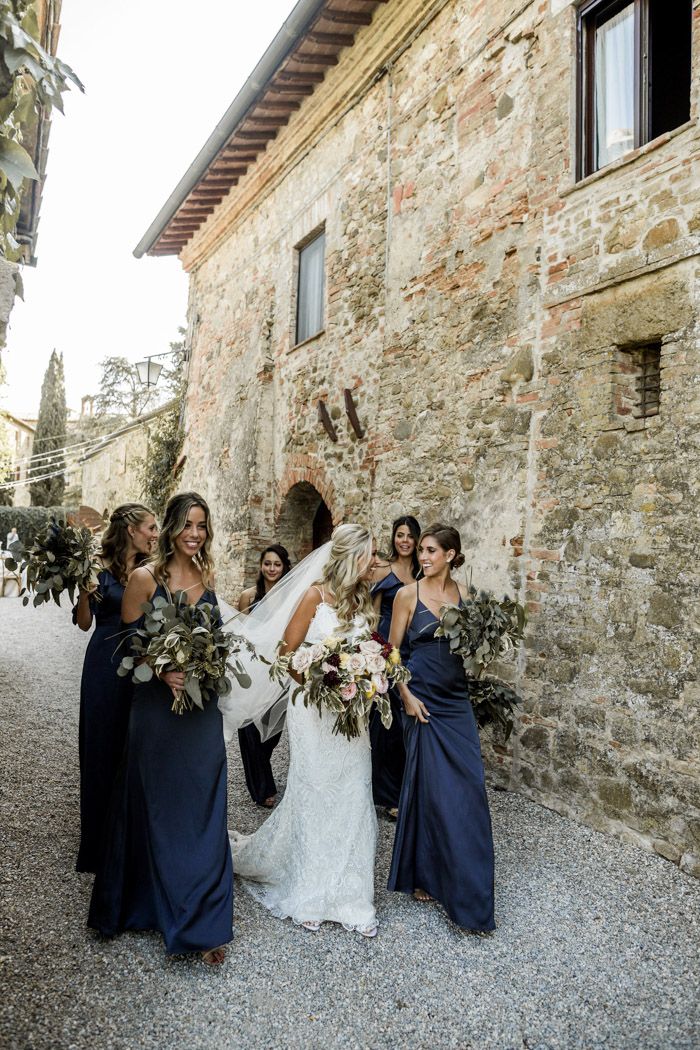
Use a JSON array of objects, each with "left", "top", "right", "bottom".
[{"left": 230, "top": 601, "right": 378, "bottom": 933}]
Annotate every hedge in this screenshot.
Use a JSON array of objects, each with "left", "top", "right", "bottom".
[{"left": 0, "top": 506, "right": 74, "bottom": 551}]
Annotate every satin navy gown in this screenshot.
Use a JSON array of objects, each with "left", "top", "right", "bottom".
[
  {"left": 388, "top": 586, "right": 495, "bottom": 932},
  {"left": 238, "top": 597, "right": 282, "bottom": 805},
  {"left": 73, "top": 570, "right": 131, "bottom": 874},
  {"left": 370, "top": 571, "right": 408, "bottom": 809},
  {"left": 88, "top": 585, "right": 234, "bottom": 955}
]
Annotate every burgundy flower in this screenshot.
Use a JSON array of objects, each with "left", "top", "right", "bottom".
[
  {"left": 325, "top": 652, "right": 341, "bottom": 668},
  {"left": 323, "top": 669, "right": 341, "bottom": 687}
]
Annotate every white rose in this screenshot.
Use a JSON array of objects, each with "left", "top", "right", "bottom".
[
  {"left": 372, "top": 674, "right": 389, "bottom": 695},
  {"left": 346, "top": 652, "right": 367, "bottom": 674},
  {"left": 308, "top": 643, "right": 326, "bottom": 663},
  {"left": 359, "top": 639, "right": 383, "bottom": 657},
  {"left": 291, "top": 647, "right": 313, "bottom": 673},
  {"left": 366, "top": 653, "right": 386, "bottom": 674}
]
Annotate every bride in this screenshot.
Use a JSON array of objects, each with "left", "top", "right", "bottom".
[{"left": 229, "top": 524, "right": 380, "bottom": 937}]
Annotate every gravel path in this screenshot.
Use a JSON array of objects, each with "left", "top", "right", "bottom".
[{"left": 1, "top": 598, "right": 699, "bottom": 1050}]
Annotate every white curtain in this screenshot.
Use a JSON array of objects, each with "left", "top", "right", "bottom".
[
  {"left": 296, "top": 232, "right": 325, "bottom": 343},
  {"left": 595, "top": 5, "right": 635, "bottom": 169}
]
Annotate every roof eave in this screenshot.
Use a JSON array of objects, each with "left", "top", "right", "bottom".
[{"left": 133, "top": 0, "right": 327, "bottom": 259}]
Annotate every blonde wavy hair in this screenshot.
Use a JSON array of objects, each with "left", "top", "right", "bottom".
[
  {"left": 152, "top": 491, "right": 215, "bottom": 589},
  {"left": 319, "top": 523, "right": 377, "bottom": 633},
  {"left": 98, "top": 503, "right": 154, "bottom": 585}
]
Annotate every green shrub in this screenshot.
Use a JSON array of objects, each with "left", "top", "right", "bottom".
[{"left": 0, "top": 506, "right": 73, "bottom": 550}]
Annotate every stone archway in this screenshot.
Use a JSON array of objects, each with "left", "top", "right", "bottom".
[{"left": 276, "top": 481, "right": 333, "bottom": 562}]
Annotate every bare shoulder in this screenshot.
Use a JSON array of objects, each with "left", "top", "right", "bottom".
[
  {"left": 394, "top": 581, "right": 418, "bottom": 608},
  {"left": 128, "top": 564, "right": 155, "bottom": 587}
]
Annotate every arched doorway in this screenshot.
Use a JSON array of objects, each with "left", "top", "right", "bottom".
[{"left": 277, "top": 481, "right": 333, "bottom": 562}]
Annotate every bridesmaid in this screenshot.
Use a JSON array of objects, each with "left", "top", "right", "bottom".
[
  {"left": 370, "top": 516, "right": 421, "bottom": 817},
  {"left": 387, "top": 523, "right": 495, "bottom": 933},
  {"left": 237, "top": 544, "right": 292, "bottom": 808},
  {"left": 73, "top": 503, "right": 158, "bottom": 873},
  {"left": 89, "top": 492, "right": 233, "bottom": 966}
]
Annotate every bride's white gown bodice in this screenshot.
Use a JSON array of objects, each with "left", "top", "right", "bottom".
[{"left": 231, "top": 602, "right": 378, "bottom": 932}]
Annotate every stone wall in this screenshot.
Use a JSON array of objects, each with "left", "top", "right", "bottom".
[{"left": 174, "top": 0, "right": 700, "bottom": 874}]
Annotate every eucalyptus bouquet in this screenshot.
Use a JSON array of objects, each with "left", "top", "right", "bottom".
[
  {"left": 268, "top": 631, "right": 411, "bottom": 740},
  {"left": 118, "top": 591, "right": 255, "bottom": 715},
  {"left": 6, "top": 517, "right": 101, "bottom": 608},
  {"left": 436, "top": 587, "right": 527, "bottom": 739}
]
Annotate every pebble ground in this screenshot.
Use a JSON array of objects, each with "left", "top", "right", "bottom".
[{"left": 1, "top": 598, "right": 699, "bottom": 1050}]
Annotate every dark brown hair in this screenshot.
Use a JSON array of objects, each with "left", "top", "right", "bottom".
[
  {"left": 390, "top": 515, "right": 421, "bottom": 577},
  {"left": 98, "top": 503, "right": 154, "bottom": 585},
  {"left": 253, "top": 543, "right": 292, "bottom": 605},
  {"left": 419, "top": 522, "right": 465, "bottom": 569}
]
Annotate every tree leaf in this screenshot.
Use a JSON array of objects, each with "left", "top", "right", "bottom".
[{"left": 0, "top": 136, "right": 39, "bottom": 190}]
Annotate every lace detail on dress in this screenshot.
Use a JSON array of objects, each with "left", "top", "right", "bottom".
[{"left": 231, "top": 602, "right": 378, "bottom": 932}]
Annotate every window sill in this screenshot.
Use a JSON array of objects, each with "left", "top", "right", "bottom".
[
  {"left": 288, "top": 329, "right": 325, "bottom": 354},
  {"left": 562, "top": 120, "right": 696, "bottom": 199}
]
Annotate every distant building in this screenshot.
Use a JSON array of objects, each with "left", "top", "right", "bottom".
[{"left": 1, "top": 410, "right": 35, "bottom": 507}]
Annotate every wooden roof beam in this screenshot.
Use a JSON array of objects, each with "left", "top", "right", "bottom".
[
  {"left": 268, "top": 83, "right": 315, "bottom": 95},
  {"left": 289, "top": 52, "right": 338, "bottom": 66},
  {"left": 307, "top": 31, "right": 355, "bottom": 47},
  {"left": 276, "top": 70, "right": 325, "bottom": 83},
  {"left": 322, "top": 10, "right": 372, "bottom": 25}
]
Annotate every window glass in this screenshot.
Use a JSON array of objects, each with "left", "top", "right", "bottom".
[
  {"left": 594, "top": 4, "right": 635, "bottom": 170},
  {"left": 296, "top": 231, "right": 325, "bottom": 344}
]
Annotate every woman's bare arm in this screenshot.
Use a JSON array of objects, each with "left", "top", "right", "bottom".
[
  {"left": 75, "top": 588, "right": 94, "bottom": 632},
  {"left": 390, "top": 585, "right": 430, "bottom": 724}
]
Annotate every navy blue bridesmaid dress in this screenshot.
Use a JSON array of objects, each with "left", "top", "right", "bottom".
[
  {"left": 370, "top": 571, "right": 408, "bottom": 809},
  {"left": 237, "top": 594, "right": 281, "bottom": 805},
  {"left": 387, "top": 584, "right": 495, "bottom": 932},
  {"left": 238, "top": 722, "right": 281, "bottom": 805},
  {"left": 88, "top": 584, "right": 233, "bottom": 955},
  {"left": 73, "top": 570, "right": 131, "bottom": 874}
]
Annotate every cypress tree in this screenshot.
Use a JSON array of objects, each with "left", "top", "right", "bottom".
[{"left": 30, "top": 350, "right": 67, "bottom": 507}]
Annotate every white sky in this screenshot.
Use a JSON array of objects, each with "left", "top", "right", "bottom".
[{"left": 2, "top": 0, "right": 299, "bottom": 418}]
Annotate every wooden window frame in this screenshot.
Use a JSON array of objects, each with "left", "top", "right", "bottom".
[{"left": 577, "top": 0, "right": 692, "bottom": 179}]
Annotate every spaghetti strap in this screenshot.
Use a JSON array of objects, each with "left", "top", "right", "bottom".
[
  {"left": 145, "top": 566, "right": 158, "bottom": 583},
  {"left": 314, "top": 584, "right": 325, "bottom": 602}
]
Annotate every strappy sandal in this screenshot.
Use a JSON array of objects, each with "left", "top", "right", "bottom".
[
  {"left": 201, "top": 946, "right": 226, "bottom": 965},
  {"left": 299, "top": 920, "right": 321, "bottom": 932}
]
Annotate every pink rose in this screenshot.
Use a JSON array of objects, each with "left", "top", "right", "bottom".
[
  {"left": 341, "top": 682, "right": 358, "bottom": 701},
  {"left": 372, "top": 674, "right": 389, "bottom": 694}
]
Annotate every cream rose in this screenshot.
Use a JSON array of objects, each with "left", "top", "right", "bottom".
[{"left": 291, "top": 647, "right": 314, "bottom": 673}]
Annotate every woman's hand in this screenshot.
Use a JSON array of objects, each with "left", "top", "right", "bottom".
[
  {"left": 402, "top": 688, "right": 430, "bottom": 723},
  {"left": 160, "top": 670, "right": 186, "bottom": 692}
]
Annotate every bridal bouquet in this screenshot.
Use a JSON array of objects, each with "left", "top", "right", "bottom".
[
  {"left": 118, "top": 591, "right": 255, "bottom": 715},
  {"left": 268, "top": 631, "right": 411, "bottom": 740},
  {"left": 6, "top": 516, "right": 101, "bottom": 608},
  {"left": 436, "top": 586, "right": 527, "bottom": 739}
]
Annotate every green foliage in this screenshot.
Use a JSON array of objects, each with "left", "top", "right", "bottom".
[
  {"left": 436, "top": 586, "right": 528, "bottom": 740},
  {"left": 117, "top": 591, "right": 253, "bottom": 715},
  {"left": 0, "top": 502, "right": 70, "bottom": 546},
  {"left": 0, "top": 0, "right": 83, "bottom": 259},
  {"left": 138, "top": 334, "right": 187, "bottom": 516},
  {"left": 29, "top": 348, "right": 66, "bottom": 506},
  {"left": 95, "top": 356, "right": 156, "bottom": 419},
  {"left": 6, "top": 514, "right": 99, "bottom": 606}
]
